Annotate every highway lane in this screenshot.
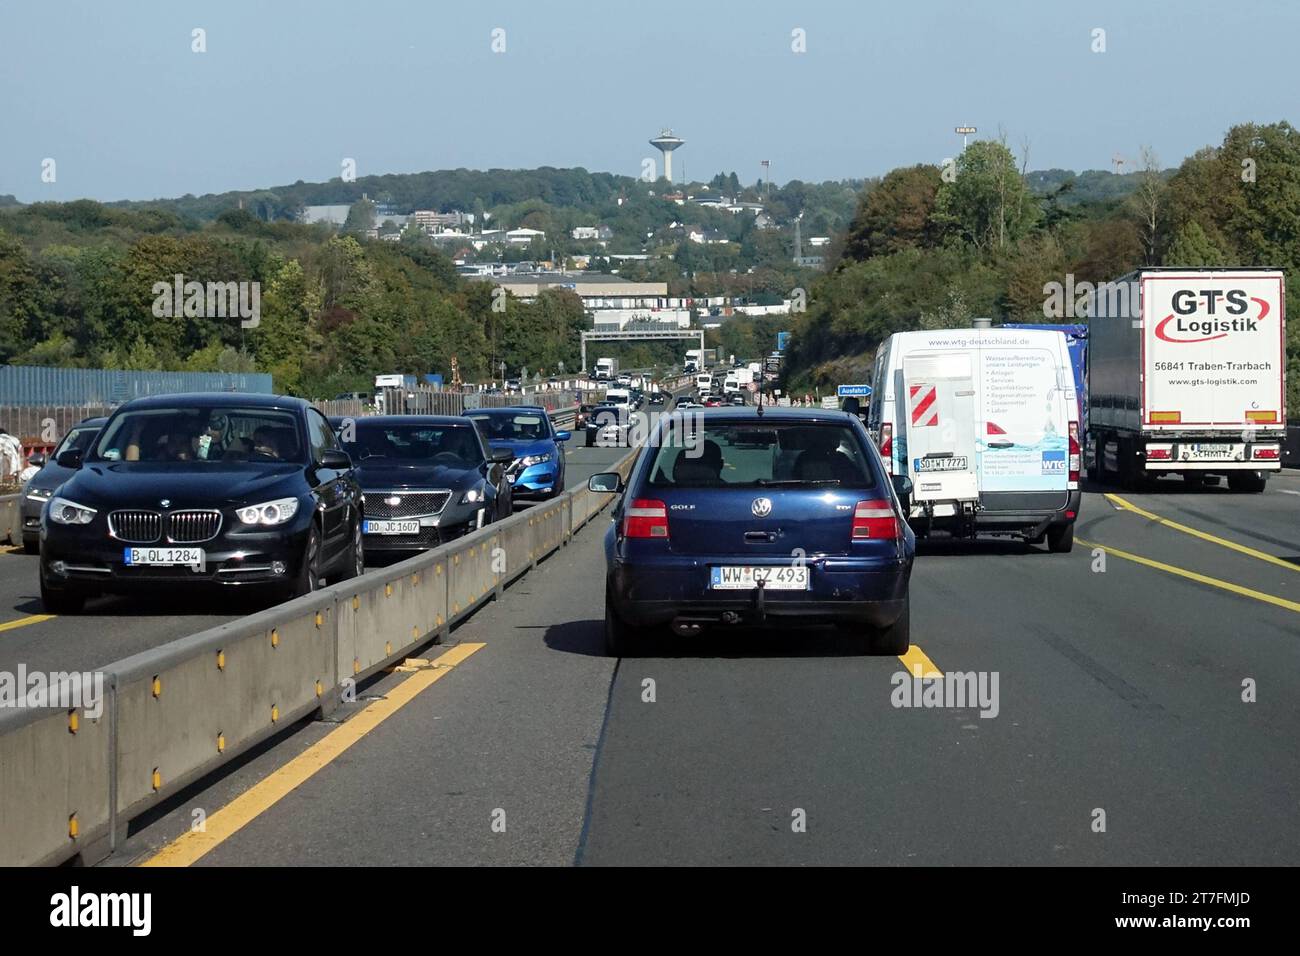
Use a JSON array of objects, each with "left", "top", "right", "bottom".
[
  {"left": 0, "top": 439, "right": 633, "bottom": 676},
  {"left": 110, "top": 473, "right": 1300, "bottom": 867}
]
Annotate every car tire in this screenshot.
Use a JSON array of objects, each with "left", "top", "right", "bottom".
[
  {"left": 23, "top": 536, "right": 39, "bottom": 556},
  {"left": 1047, "top": 522, "right": 1075, "bottom": 553},
  {"left": 604, "top": 594, "right": 652, "bottom": 657},
  {"left": 290, "top": 524, "right": 324, "bottom": 599},
  {"left": 338, "top": 518, "right": 364, "bottom": 581},
  {"left": 865, "top": 596, "right": 910, "bottom": 656},
  {"left": 1228, "top": 471, "right": 1268, "bottom": 493},
  {"left": 40, "top": 573, "right": 85, "bottom": 614}
]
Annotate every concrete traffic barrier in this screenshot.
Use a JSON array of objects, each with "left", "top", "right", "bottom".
[
  {"left": 0, "top": 683, "right": 112, "bottom": 867},
  {"left": 111, "top": 591, "right": 337, "bottom": 842},
  {"left": 0, "top": 445, "right": 634, "bottom": 867},
  {"left": 0, "top": 494, "right": 20, "bottom": 546}
]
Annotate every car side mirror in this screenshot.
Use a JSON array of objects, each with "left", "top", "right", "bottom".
[
  {"left": 588, "top": 472, "right": 622, "bottom": 494},
  {"left": 554, "top": 430, "right": 571, "bottom": 443},
  {"left": 28, "top": 452, "right": 47, "bottom": 469},
  {"left": 491, "top": 447, "right": 514, "bottom": 463},
  {"left": 891, "top": 474, "right": 913, "bottom": 498},
  {"left": 55, "top": 448, "right": 83, "bottom": 470},
  {"left": 319, "top": 449, "right": 352, "bottom": 470}
]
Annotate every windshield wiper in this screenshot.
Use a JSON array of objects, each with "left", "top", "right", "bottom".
[{"left": 755, "top": 478, "right": 841, "bottom": 487}]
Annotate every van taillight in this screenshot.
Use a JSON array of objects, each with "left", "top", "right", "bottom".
[
  {"left": 852, "top": 500, "right": 898, "bottom": 540},
  {"left": 879, "top": 423, "right": 893, "bottom": 474},
  {"left": 1068, "top": 422, "right": 1080, "bottom": 483},
  {"left": 624, "top": 499, "right": 669, "bottom": 539}
]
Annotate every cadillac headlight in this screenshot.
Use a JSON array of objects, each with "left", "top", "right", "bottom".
[
  {"left": 460, "top": 486, "right": 486, "bottom": 505},
  {"left": 237, "top": 497, "right": 300, "bottom": 526},
  {"left": 48, "top": 497, "right": 96, "bottom": 525}
]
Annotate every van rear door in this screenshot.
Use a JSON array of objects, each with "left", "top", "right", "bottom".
[
  {"left": 977, "top": 342, "right": 1070, "bottom": 495},
  {"left": 901, "top": 353, "right": 979, "bottom": 503}
]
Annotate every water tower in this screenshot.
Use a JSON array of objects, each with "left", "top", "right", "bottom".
[{"left": 650, "top": 129, "right": 684, "bottom": 183}]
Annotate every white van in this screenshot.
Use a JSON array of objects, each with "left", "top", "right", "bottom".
[
  {"left": 695, "top": 373, "right": 713, "bottom": 392},
  {"left": 867, "top": 327, "right": 1081, "bottom": 551}
]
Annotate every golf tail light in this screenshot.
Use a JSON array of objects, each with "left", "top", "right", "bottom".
[
  {"left": 624, "top": 499, "right": 669, "bottom": 539},
  {"left": 1068, "top": 422, "right": 1081, "bottom": 482},
  {"left": 852, "top": 500, "right": 898, "bottom": 540}
]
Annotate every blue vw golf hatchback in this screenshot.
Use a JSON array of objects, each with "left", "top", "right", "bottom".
[{"left": 589, "top": 408, "right": 915, "bottom": 656}]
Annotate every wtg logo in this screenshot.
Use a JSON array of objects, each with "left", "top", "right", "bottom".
[{"left": 151, "top": 273, "right": 260, "bottom": 328}]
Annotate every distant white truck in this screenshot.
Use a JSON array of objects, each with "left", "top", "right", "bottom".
[
  {"left": 1088, "top": 268, "right": 1285, "bottom": 492},
  {"left": 595, "top": 357, "right": 618, "bottom": 381}
]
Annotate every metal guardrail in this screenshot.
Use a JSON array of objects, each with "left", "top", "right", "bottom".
[{"left": 0, "top": 445, "right": 638, "bottom": 866}]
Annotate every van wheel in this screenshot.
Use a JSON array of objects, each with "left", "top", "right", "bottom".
[
  {"left": 860, "top": 596, "right": 910, "bottom": 655},
  {"left": 1047, "top": 522, "right": 1075, "bottom": 553},
  {"left": 1228, "top": 471, "right": 1268, "bottom": 493}
]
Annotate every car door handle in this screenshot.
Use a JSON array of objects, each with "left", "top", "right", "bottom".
[{"left": 744, "top": 531, "right": 775, "bottom": 543}]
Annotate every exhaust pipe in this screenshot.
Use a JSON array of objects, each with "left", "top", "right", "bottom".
[{"left": 671, "top": 618, "right": 706, "bottom": 637}]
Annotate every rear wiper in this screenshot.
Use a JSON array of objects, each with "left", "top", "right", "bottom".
[{"left": 755, "top": 478, "right": 841, "bottom": 487}]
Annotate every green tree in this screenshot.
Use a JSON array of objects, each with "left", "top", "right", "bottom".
[{"left": 933, "top": 140, "right": 1039, "bottom": 249}]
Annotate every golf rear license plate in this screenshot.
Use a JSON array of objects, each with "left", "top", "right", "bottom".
[
  {"left": 710, "top": 565, "right": 809, "bottom": 590},
  {"left": 124, "top": 547, "right": 204, "bottom": 566},
  {"left": 915, "top": 456, "right": 968, "bottom": 472},
  {"left": 364, "top": 520, "right": 420, "bottom": 535}
]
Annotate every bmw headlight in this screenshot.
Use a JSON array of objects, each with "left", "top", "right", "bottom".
[
  {"left": 460, "top": 486, "right": 486, "bottom": 505},
  {"left": 520, "top": 453, "right": 553, "bottom": 467},
  {"left": 48, "top": 496, "right": 96, "bottom": 525},
  {"left": 237, "top": 497, "right": 300, "bottom": 526}
]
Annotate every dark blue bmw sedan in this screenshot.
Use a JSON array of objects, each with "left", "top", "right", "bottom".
[{"left": 589, "top": 408, "right": 915, "bottom": 656}]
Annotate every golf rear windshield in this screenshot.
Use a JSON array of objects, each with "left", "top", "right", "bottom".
[{"left": 647, "top": 422, "right": 876, "bottom": 488}]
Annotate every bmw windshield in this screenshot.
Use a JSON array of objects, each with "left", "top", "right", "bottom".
[{"left": 92, "top": 407, "right": 305, "bottom": 464}]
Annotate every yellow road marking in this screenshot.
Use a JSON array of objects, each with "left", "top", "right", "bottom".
[
  {"left": 0, "top": 545, "right": 23, "bottom": 554},
  {"left": 141, "top": 642, "right": 485, "bottom": 867},
  {"left": 0, "top": 614, "right": 55, "bottom": 634},
  {"left": 1078, "top": 537, "right": 1300, "bottom": 615},
  {"left": 1105, "top": 493, "right": 1300, "bottom": 573},
  {"left": 898, "top": 645, "right": 942, "bottom": 677}
]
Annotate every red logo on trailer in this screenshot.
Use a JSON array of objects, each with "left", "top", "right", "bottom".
[{"left": 909, "top": 384, "right": 939, "bottom": 427}]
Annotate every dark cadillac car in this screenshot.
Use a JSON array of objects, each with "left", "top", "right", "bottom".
[
  {"left": 20, "top": 416, "right": 106, "bottom": 554},
  {"left": 39, "top": 394, "right": 363, "bottom": 613},
  {"left": 591, "top": 408, "right": 915, "bottom": 656},
  {"left": 336, "top": 415, "right": 513, "bottom": 555}
]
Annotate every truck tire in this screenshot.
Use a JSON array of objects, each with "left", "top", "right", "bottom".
[
  {"left": 1228, "top": 471, "right": 1268, "bottom": 493},
  {"left": 1047, "top": 522, "right": 1075, "bottom": 553}
]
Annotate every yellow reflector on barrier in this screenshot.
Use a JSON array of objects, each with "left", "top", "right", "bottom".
[
  {"left": 68, "top": 710, "right": 79, "bottom": 734},
  {"left": 271, "top": 704, "right": 279, "bottom": 723},
  {"left": 315, "top": 680, "right": 323, "bottom": 698},
  {"left": 216, "top": 650, "right": 225, "bottom": 671},
  {"left": 271, "top": 628, "right": 279, "bottom": 648},
  {"left": 353, "top": 596, "right": 360, "bottom": 610},
  {"left": 386, "top": 584, "right": 392, "bottom": 597},
  {"left": 151, "top": 676, "right": 161, "bottom": 698},
  {"left": 152, "top": 769, "right": 162, "bottom": 791},
  {"left": 217, "top": 733, "right": 225, "bottom": 753}
]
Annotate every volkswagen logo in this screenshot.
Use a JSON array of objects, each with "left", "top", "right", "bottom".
[{"left": 751, "top": 497, "right": 773, "bottom": 517}]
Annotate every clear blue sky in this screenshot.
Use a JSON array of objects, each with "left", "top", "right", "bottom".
[{"left": 1, "top": 0, "right": 1295, "bottom": 202}]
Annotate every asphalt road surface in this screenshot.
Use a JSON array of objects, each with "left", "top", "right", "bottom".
[{"left": 103, "top": 468, "right": 1300, "bottom": 866}]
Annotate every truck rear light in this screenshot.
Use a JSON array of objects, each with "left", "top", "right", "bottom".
[
  {"left": 1246, "top": 410, "right": 1278, "bottom": 423},
  {"left": 879, "top": 423, "right": 893, "bottom": 474},
  {"left": 852, "top": 500, "right": 899, "bottom": 540},
  {"left": 1067, "top": 422, "right": 1081, "bottom": 483},
  {"left": 1146, "top": 447, "right": 1172, "bottom": 460},
  {"left": 1149, "top": 411, "right": 1181, "bottom": 424},
  {"left": 623, "top": 499, "right": 669, "bottom": 539},
  {"left": 1253, "top": 446, "right": 1280, "bottom": 460}
]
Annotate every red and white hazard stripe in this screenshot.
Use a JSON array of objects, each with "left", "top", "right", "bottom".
[{"left": 909, "top": 384, "right": 939, "bottom": 427}]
